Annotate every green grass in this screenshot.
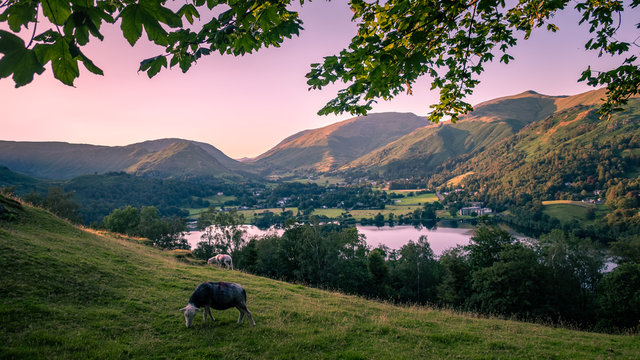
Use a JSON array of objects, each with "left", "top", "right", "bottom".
[
  {"left": 237, "top": 207, "right": 299, "bottom": 220},
  {"left": 392, "top": 193, "right": 438, "bottom": 205},
  {"left": 286, "top": 176, "right": 345, "bottom": 186},
  {"left": 541, "top": 200, "right": 595, "bottom": 207},
  {"left": 205, "top": 195, "right": 237, "bottom": 204},
  {"left": 1, "top": 200, "right": 639, "bottom": 359},
  {"left": 542, "top": 203, "right": 608, "bottom": 224},
  {"left": 313, "top": 206, "right": 423, "bottom": 219}
]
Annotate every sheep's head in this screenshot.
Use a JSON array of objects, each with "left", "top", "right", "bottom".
[{"left": 180, "top": 304, "right": 199, "bottom": 328}]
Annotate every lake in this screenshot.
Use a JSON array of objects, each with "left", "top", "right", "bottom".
[{"left": 185, "top": 224, "right": 474, "bottom": 256}]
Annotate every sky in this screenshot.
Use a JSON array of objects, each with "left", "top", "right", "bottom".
[{"left": 1, "top": 1, "right": 639, "bottom": 159}]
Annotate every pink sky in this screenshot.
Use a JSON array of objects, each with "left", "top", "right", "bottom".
[{"left": 1, "top": 2, "right": 638, "bottom": 158}]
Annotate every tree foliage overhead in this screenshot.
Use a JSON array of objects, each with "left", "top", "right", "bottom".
[{"left": 0, "top": 0, "right": 638, "bottom": 121}]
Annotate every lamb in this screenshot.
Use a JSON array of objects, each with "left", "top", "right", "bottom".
[
  {"left": 180, "top": 281, "right": 256, "bottom": 328},
  {"left": 207, "top": 254, "right": 234, "bottom": 270}
]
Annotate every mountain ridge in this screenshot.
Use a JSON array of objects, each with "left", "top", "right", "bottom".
[
  {"left": 0, "top": 138, "right": 252, "bottom": 180},
  {"left": 251, "top": 112, "right": 430, "bottom": 173}
]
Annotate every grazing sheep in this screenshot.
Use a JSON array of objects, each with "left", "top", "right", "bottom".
[
  {"left": 207, "top": 254, "right": 234, "bottom": 270},
  {"left": 180, "top": 281, "right": 256, "bottom": 328}
]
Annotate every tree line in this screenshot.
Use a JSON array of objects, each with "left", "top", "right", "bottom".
[{"left": 190, "top": 209, "right": 639, "bottom": 332}]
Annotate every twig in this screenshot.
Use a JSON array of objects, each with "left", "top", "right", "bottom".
[{"left": 26, "top": 4, "right": 39, "bottom": 48}]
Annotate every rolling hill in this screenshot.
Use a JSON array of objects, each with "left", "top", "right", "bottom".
[
  {"left": 250, "top": 112, "right": 429, "bottom": 174},
  {"left": 1, "top": 196, "right": 638, "bottom": 359},
  {"left": 427, "top": 92, "right": 640, "bottom": 238},
  {"left": 341, "top": 90, "right": 574, "bottom": 176},
  {"left": 0, "top": 138, "right": 253, "bottom": 180}
]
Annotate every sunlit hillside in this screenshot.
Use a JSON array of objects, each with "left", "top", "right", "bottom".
[
  {"left": 342, "top": 90, "right": 565, "bottom": 175},
  {"left": 252, "top": 112, "right": 428, "bottom": 173},
  {"left": 1, "top": 196, "right": 638, "bottom": 359}
]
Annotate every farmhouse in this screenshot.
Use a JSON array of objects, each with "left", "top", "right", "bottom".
[{"left": 459, "top": 206, "right": 493, "bottom": 216}]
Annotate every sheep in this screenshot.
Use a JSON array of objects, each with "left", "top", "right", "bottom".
[
  {"left": 180, "top": 281, "right": 256, "bottom": 328},
  {"left": 207, "top": 254, "right": 234, "bottom": 270}
]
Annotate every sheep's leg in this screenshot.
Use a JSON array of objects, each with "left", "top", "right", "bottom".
[
  {"left": 237, "top": 310, "right": 245, "bottom": 324},
  {"left": 236, "top": 303, "right": 256, "bottom": 326},
  {"left": 206, "top": 306, "right": 215, "bottom": 322}
]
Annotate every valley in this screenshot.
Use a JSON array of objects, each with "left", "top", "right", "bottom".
[{"left": 2, "top": 88, "right": 640, "bottom": 336}]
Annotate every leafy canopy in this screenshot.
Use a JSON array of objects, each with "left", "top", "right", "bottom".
[{"left": 0, "top": 0, "right": 638, "bottom": 121}]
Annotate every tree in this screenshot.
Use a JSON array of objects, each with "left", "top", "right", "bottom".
[
  {"left": 137, "top": 206, "right": 164, "bottom": 241},
  {"left": 466, "top": 225, "right": 514, "bottom": 270},
  {"left": 102, "top": 205, "right": 188, "bottom": 249},
  {"left": 390, "top": 235, "right": 443, "bottom": 304},
  {"left": 152, "top": 216, "right": 189, "bottom": 250},
  {"left": 596, "top": 263, "right": 640, "bottom": 331},
  {"left": 368, "top": 247, "right": 389, "bottom": 298},
  {"left": 196, "top": 208, "right": 246, "bottom": 257},
  {"left": 610, "top": 235, "right": 640, "bottom": 264},
  {"left": 103, "top": 205, "right": 140, "bottom": 234},
  {"left": 471, "top": 243, "right": 553, "bottom": 319},
  {"left": 437, "top": 245, "right": 472, "bottom": 307},
  {"left": 1, "top": 1, "right": 637, "bottom": 121},
  {"left": 536, "top": 229, "right": 605, "bottom": 323},
  {"left": 42, "top": 186, "right": 81, "bottom": 223}
]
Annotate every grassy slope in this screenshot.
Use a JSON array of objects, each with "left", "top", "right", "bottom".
[
  {"left": 542, "top": 203, "right": 609, "bottom": 224},
  {"left": 253, "top": 113, "right": 428, "bottom": 173},
  {"left": 344, "top": 92, "right": 560, "bottom": 174},
  {"left": 1, "top": 202, "right": 639, "bottom": 359}
]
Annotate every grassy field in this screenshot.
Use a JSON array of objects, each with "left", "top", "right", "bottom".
[
  {"left": 286, "top": 175, "right": 345, "bottom": 186},
  {"left": 188, "top": 193, "right": 439, "bottom": 221},
  {"left": 541, "top": 200, "right": 595, "bottom": 207},
  {"left": 312, "top": 205, "right": 427, "bottom": 219},
  {"left": 237, "top": 207, "right": 299, "bottom": 219},
  {"left": 392, "top": 193, "right": 438, "bottom": 205},
  {"left": 542, "top": 201, "right": 608, "bottom": 224},
  {"left": 1, "top": 201, "right": 639, "bottom": 358}
]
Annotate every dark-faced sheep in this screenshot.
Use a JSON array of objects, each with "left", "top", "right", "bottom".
[
  {"left": 207, "top": 254, "right": 234, "bottom": 270},
  {"left": 180, "top": 281, "right": 256, "bottom": 328}
]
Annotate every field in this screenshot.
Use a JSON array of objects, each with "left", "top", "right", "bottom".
[
  {"left": 1, "top": 199, "right": 639, "bottom": 359},
  {"left": 188, "top": 193, "right": 440, "bottom": 222},
  {"left": 392, "top": 193, "right": 438, "bottom": 205},
  {"left": 542, "top": 201, "right": 608, "bottom": 224},
  {"left": 445, "top": 172, "right": 475, "bottom": 187},
  {"left": 541, "top": 200, "right": 595, "bottom": 207},
  {"left": 237, "top": 207, "right": 299, "bottom": 219}
]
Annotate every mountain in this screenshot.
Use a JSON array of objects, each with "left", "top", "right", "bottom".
[
  {"left": 427, "top": 93, "right": 640, "bottom": 237},
  {"left": 0, "top": 138, "right": 253, "bottom": 180},
  {"left": 251, "top": 112, "right": 429, "bottom": 174},
  {"left": 341, "top": 90, "right": 568, "bottom": 176}
]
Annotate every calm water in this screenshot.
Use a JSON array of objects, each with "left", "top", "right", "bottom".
[{"left": 185, "top": 225, "right": 473, "bottom": 256}]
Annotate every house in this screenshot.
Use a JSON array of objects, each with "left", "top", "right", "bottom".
[{"left": 459, "top": 206, "right": 493, "bottom": 216}]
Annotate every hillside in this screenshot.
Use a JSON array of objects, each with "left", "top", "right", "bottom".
[
  {"left": 342, "top": 91, "right": 566, "bottom": 176},
  {"left": 252, "top": 112, "right": 428, "bottom": 174},
  {"left": 0, "top": 139, "right": 253, "bottom": 180},
  {"left": 431, "top": 94, "right": 640, "bottom": 237},
  {"left": 1, "top": 197, "right": 639, "bottom": 359}
]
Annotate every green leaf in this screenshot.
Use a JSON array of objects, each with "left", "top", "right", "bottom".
[
  {"left": 69, "top": 42, "right": 103, "bottom": 75},
  {"left": 51, "top": 50, "right": 79, "bottom": 86},
  {"left": 41, "top": 0, "right": 72, "bottom": 25},
  {"left": 4, "top": 2, "right": 38, "bottom": 32},
  {"left": 177, "top": 4, "right": 200, "bottom": 25},
  {"left": 139, "top": 55, "right": 166, "bottom": 78},
  {"left": 33, "top": 36, "right": 82, "bottom": 85},
  {"left": 120, "top": 0, "right": 181, "bottom": 46},
  {"left": 120, "top": 5, "right": 143, "bottom": 46},
  {"left": 0, "top": 30, "right": 45, "bottom": 87}
]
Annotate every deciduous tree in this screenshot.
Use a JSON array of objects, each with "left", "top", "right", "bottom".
[{"left": 1, "top": 0, "right": 637, "bottom": 121}]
